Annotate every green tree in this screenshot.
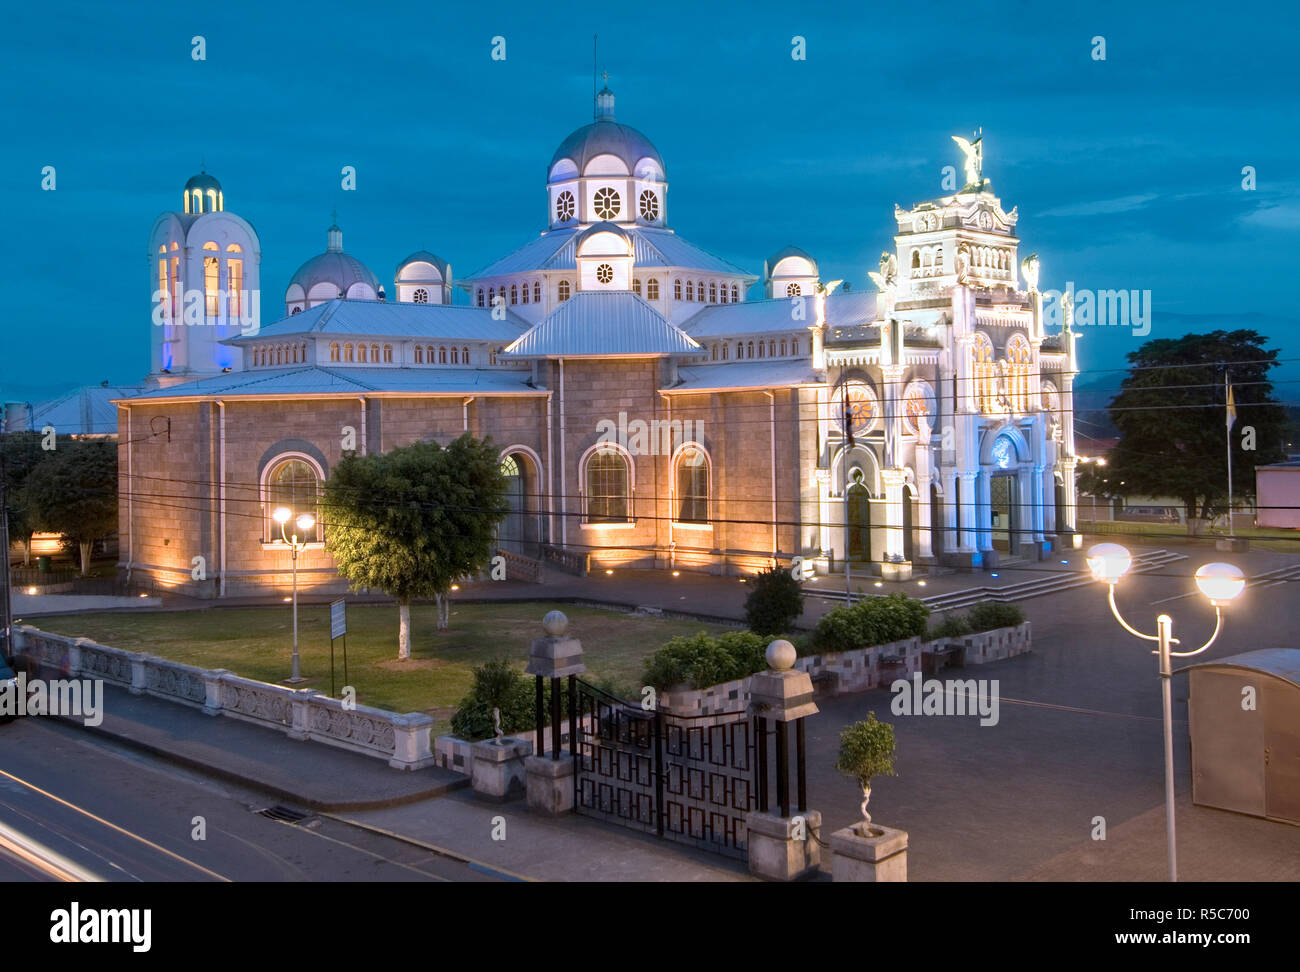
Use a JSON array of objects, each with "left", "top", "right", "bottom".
[
  {"left": 1101, "top": 330, "right": 1286, "bottom": 524},
  {"left": 322, "top": 434, "right": 509, "bottom": 659},
  {"left": 20, "top": 439, "right": 117, "bottom": 575},
  {"left": 2, "top": 432, "right": 49, "bottom": 565},
  {"left": 744, "top": 565, "right": 805, "bottom": 635}
]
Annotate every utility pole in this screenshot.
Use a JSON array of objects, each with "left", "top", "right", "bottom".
[{"left": 0, "top": 450, "right": 12, "bottom": 661}]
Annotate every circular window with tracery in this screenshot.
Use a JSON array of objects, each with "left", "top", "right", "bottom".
[
  {"left": 556, "top": 190, "right": 575, "bottom": 222},
  {"left": 836, "top": 380, "right": 879, "bottom": 436},
  {"left": 902, "top": 381, "right": 935, "bottom": 434},
  {"left": 639, "top": 190, "right": 659, "bottom": 221},
  {"left": 594, "top": 187, "right": 620, "bottom": 220},
  {"left": 595, "top": 263, "right": 614, "bottom": 284},
  {"left": 412, "top": 288, "right": 429, "bottom": 304}
]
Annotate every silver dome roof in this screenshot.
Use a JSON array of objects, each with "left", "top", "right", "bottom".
[{"left": 289, "top": 251, "right": 380, "bottom": 295}]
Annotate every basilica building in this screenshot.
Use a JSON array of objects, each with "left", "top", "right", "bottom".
[{"left": 117, "top": 86, "right": 1080, "bottom": 596}]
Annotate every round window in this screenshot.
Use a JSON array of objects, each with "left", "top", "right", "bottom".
[
  {"left": 556, "top": 190, "right": 575, "bottom": 222},
  {"left": 595, "top": 264, "right": 614, "bottom": 284},
  {"left": 594, "top": 187, "right": 620, "bottom": 220},
  {"left": 639, "top": 189, "right": 659, "bottom": 221}
]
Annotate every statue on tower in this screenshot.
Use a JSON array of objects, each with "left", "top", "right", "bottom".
[{"left": 952, "top": 132, "right": 985, "bottom": 191}]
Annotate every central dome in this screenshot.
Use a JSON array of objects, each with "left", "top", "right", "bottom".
[{"left": 548, "top": 87, "right": 664, "bottom": 179}]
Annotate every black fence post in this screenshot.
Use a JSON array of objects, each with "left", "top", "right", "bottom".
[
  {"left": 550, "top": 675, "right": 561, "bottom": 759},
  {"left": 756, "top": 716, "right": 769, "bottom": 813},
  {"left": 775, "top": 720, "right": 790, "bottom": 818},
  {"left": 653, "top": 709, "right": 665, "bottom": 838},
  {"left": 535, "top": 675, "right": 545, "bottom": 755},
  {"left": 796, "top": 718, "right": 808, "bottom": 813}
]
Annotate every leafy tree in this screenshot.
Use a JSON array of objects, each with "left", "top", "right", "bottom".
[
  {"left": 1, "top": 432, "right": 49, "bottom": 565},
  {"left": 322, "top": 434, "right": 508, "bottom": 659},
  {"left": 744, "top": 565, "right": 805, "bottom": 635},
  {"left": 1100, "top": 330, "right": 1286, "bottom": 524},
  {"left": 20, "top": 439, "right": 117, "bottom": 575}
]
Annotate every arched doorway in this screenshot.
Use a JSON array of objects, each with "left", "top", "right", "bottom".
[
  {"left": 847, "top": 471, "right": 871, "bottom": 562},
  {"left": 498, "top": 455, "right": 526, "bottom": 554}
]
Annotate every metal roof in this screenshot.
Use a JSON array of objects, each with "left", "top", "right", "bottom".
[
  {"left": 464, "top": 227, "right": 755, "bottom": 281},
  {"left": 228, "top": 299, "right": 528, "bottom": 342},
  {"left": 288, "top": 250, "right": 380, "bottom": 295},
  {"left": 1181, "top": 648, "right": 1300, "bottom": 688},
  {"left": 115, "top": 366, "right": 540, "bottom": 402},
  {"left": 682, "top": 290, "right": 878, "bottom": 338},
  {"left": 13, "top": 384, "right": 143, "bottom": 435},
  {"left": 549, "top": 119, "right": 664, "bottom": 175},
  {"left": 667, "top": 360, "right": 825, "bottom": 393},
  {"left": 503, "top": 291, "right": 701, "bottom": 358}
]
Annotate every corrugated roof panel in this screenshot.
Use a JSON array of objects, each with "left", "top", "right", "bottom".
[
  {"left": 669, "top": 360, "right": 825, "bottom": 393},
  {"left": 116, "top": 366, "right": 539, "bottom": 401},
  {"left": 232, "top": 299, "right": 528, "bottom": 342},
  {"left": 465, "top": 231, "right": 578, "bottom": 278},
  {"left": 503, "top": 291, "right": 700, "bottom": 358}
]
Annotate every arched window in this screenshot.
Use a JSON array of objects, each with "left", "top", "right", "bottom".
[
  {"left": 972, "top": 331, "right": 996, "bottom": 413},
  {"left": 758, "top": 341, "right": 765, "bottom": 358},
  {"left": 343, "top": 344, "right": 353, "bottom": 363},
  {"left": 731, "top": 284, "right": 739, "bottom": 302},
  {"left": 426, "top": 345, "right": 436, "bottom": 363},
  {"left": 912, "top": 251, "right": 921, "bottom": 269},
  {"left": 451, "top": 347, "right": 459, "bottom": 365},
  {"left": 721, "top": 343, "right": 729, "bottom": 360},
  {"left": 291, "top": 345, "right": 299, "bottom": 364},
  {"left": 686, "top": 281, "right": 694, "bottom": 301},
  {"left": 1041, "top": 380, "right": 1061, "bottom": 438},
  {"left": 462, "top": 346, "right": 470, "bottom": 364},
  {"left": 477, "top": 288, "right": 485, "bottom": 307},
  {"left": 675, "top": 447, "right": 709, "bottom": 524},
  {"left": 522, "top": 282, "right": 529, "bottom": 304},
  {"left": 747, "top": 341, "right": 754, "bottom": 358},
  {"left": 415, "top": 345, "right": 424, "bottom": 364},
  {"left": 709, "top": 282, "right": 717, "bottom": 302},
  {"left": 585, "top": 448, "right": 630, "bottom": 523},
  {"left": 488, "top": 287, "right": 495, "bottom": 305},
  {"left": 769, "top": 340, "right": 776, "bottom": 357},
  {"left": 935, "top": 248, "right": 943, "bottom": 268},
  {"left": 736, "top": 342, "right": 744, "bottom": 360},
  {"left": 301, "top": 343, "right": 308, "bottom": 362},
  {"left": 558, "top": 280, "right": 571, "bottom": 302},
  {"left": 226, "top": 244, "right": 243, "bottom": 318},
  {"left": 203, "top": 241, "right": 220, "bottom": 318},
  {"left": 787, "top": 283, "right": 801, "bottom": 297},
  {"left": 791, "top": 339, "right": 799, "bottom": 355},
  {"left": 265, "top": 457, "right": 321, "bottom": 543},
  {"left": 533, "top": 281, "right": 541, "bottom": 303},
  {"left": 510, "top": 285, "right": 518, "bottom": 305},
  {"left": 633, "top": 278, "right": 642, "bottom": 296},
  {"left": 357, "top": 344, "right": 367, "bottom": 363},
  {"left": 674, "top": 279, "right": 682, "bottom": 300},
  {"left": 489, "top": 348, "right": 498, "bottom": 366},
  {"left": 439, "top": 346, "right": 448, "bottom": 364},
  {"left": 1006, "top": 333, "right": 1032, "bottom": 413},
  {"left": 370, "top": 344, "right": 379, "bottom": 362},
  {"left": 383, "top": 344, "right": 392, "bottom": 363},
  {"left": 647, "top": 278, "right": 659, "bottom": 300},
  {"left": 780, "top": 339, "right": 787, "bottom": 356}
]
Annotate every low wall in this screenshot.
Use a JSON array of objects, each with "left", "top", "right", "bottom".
[
  {"left": 11, "top": 625, "right": 435, "bottom": 771},
  {"left": 658, "top": 623, "right": 1031, "bottom": 716}
]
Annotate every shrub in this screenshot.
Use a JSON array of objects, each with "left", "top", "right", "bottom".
[
  {"left": 642, "top": 630, "right": 770, "bottom": 690},
  {"left": 928, "top": 613, "right": 973, "bottom": 639},
  {"left": 744, "top": 566, "right": 805, "bottom": 635},
  {"left": 450, "top": 658, "right": 535, "bottom": 741},
  {"left": 967, "top": 601, "right": 1025, "bottom": 633},
  {"left": 812, "top": 593, "right": 930, "bottom": 654}
]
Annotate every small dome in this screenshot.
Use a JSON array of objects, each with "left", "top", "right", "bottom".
[
  {"left": 287, "top": 222, "right": 379, "bottom": 300},
  {"left": 396, "top": 250, "right": 449, "bottom": 279},
  {"left": 549, "top": 89, "right": 664, "bottom": 179},
  {"left": 185, "top": 171, "right": 222, "bottom": 194},
  {"left": 767, "top": 245, "right": 817, "bottom": 269}
]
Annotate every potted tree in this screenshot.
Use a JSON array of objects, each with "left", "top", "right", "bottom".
[{"left": 834, "top": 713, "right": 897, "bottom": 835}]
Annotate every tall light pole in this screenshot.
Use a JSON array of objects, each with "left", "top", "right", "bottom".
[
  {"left": 1085, "top": 542, "right": 1245, "bottom": 882},
  {"left": 274, "top": 506, "right": 316, "bottom": 684}
]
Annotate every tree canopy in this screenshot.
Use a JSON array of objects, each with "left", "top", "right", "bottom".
[
  {"left": 1087, "top": 330, "right": 1287, "bottom": 521},
  {"left": 20, "top": 438, "right": 118, "bottom": 574},
  {"left": 322, "top": 434, "right": 509, "bottom": 658}
]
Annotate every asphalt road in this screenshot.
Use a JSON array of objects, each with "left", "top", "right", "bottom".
[{"left": 0, "top": 717, "right": 502, "bottom": 883}]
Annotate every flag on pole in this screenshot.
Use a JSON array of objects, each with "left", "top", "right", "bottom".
[{"left": 1225, "top": 383, "right": 1237, "bottom": 431}]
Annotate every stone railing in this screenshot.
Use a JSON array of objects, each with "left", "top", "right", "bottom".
[
  {"left": 496, "top": 548, "right": 543, "bottom": 584},
  {"left": 11, "top": 625, "right": 434, "bottom": 771},
  {"left": 658, "top": 624, "right": 1031, "bottom": 716}
]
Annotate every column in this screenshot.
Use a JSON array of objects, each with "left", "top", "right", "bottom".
[
  {"left": 1058, "top": 456, "right": 1080, "bottom": 548},
  {"left": 880, "top": 468, "right": 911, "bottom": 581},
  {"left": 959, "top": 472, "right": 979, "bottom": 552}
]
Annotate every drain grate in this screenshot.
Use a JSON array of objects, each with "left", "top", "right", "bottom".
[{"left": 256, "top": 805, "right": 314, "bottom": 824}]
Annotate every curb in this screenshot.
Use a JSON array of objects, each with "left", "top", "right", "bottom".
[{"left": 45, "top": 712, "right": 469, "bottom": 813}]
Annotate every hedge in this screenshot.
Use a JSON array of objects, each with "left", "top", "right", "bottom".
[{"left": 811, "top": 593, "right": 930, "bottom": 654}]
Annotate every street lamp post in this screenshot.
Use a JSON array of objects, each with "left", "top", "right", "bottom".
[
  {"left": 1085, "top": 542, "right": 1245, "bottom": 882},
  {"left": 274, "top": 506, "right": 316, "bottom": 684}
]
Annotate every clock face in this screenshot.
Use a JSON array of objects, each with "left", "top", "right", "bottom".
[
  {"left": 556, "top": 191, "right": 575, "bottom": 222},
  {"left": 915, "top": 212, "right": 937, "bottom": 232},
  {"left": 639, "top": 189, "right": 659, "bottom": 221},
  {"left": 595, "top": 263, "right": 614, "bottom": 284},
  {"left": 594, "top": 187, "right": 620, "bottom": 220}
]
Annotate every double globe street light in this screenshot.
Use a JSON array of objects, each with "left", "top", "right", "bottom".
[
  {"left": 273, "top": 506, "right": 316, "bottom": 684},
  {"left": 1085, "top": 542, "right": 1245, "bottom": 882}
]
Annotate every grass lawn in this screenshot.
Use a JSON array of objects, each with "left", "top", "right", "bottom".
[
  {"left": 1082, "top": 520, "right": 1300, "bottom": 553},
  {"left": 32, "top": 601, "right": 732, "bottom": 735}
]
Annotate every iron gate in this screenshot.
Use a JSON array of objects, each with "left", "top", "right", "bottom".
[{"left": 572, "top": 679, "right": 756, "bottom": 859}]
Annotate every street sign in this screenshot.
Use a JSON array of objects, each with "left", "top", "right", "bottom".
[{"left": 330, "top": 598, "right": 347, "bottom": 640}]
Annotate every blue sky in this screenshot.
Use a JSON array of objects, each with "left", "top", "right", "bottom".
[{"left": 4, "top": 0, "right": 1298, "bottom": 404}]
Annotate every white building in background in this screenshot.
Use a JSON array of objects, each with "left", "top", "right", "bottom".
[{"left": 101, "top": 87, "right": 1081, "bottom": 595}]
